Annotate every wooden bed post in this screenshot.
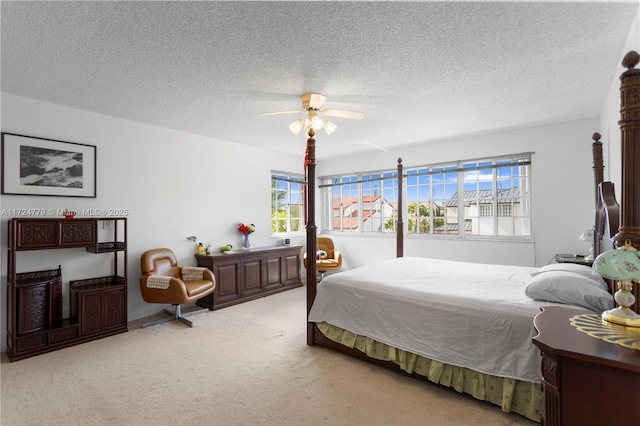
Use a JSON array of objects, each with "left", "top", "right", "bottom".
[
  {"left": 592, "top": 132, "right": 604, "bottom": 206},
  {"left": 614, "top": 51, "right": 640, "bottom": 250},
  {"left": 613, "top": 51, "right": 640, "bottom": 315},
  {"left": 306, "top": 128, "right": 318, "bottom": 346},
  {"left": 396, "top": 158, "right": 404, "bottom": 258}
]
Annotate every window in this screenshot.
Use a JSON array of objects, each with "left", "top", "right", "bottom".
[
  {"left": 271, "top": 172, "right": 305, "bottom": 235},
  {"left": 319, "top": 154, "right": 531, "bottom": 238},
  {"left": 320, "top": 172, "right": 398, "bottom": 233}
]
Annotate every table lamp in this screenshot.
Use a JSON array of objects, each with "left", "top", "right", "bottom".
[
  {"left": 592, "top": 241, "right": 640, "bottom": 327},
  {"left": 579, "top": 228, "right": 595, "bottom": 261}
]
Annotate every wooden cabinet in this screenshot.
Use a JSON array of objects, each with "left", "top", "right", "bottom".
[
  {"left": 71, "top": 276, "right": 126, "bottom": 336},
  {"left": 6, "top": 217, "right": 128, "bottom": 361},
  {"left": 532, "top": 306, "right": 640, "bottom": 426},
  {"left": 195, "top": 245, "right": 302, "bottom": 310}
]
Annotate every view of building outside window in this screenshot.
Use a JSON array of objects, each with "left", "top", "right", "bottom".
[{"left": 318, "top": 154, "right": 531, "bottom": 238}]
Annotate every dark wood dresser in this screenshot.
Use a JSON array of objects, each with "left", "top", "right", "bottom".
[
  {"left": 532, "top": 306, "right": 640, "bottom": 425},
  {"left": 195, "top": 245, "right": 302, "bottom": 310}
]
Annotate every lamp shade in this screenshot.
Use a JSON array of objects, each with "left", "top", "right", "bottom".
[
  {"left": 593, "top": 242, "right": 640, "bottom": 281},
  {"left": 323, "top": 120, "right": 337, "bottom": 135},
  {"left": 288, "top": 119, "right": 304, "bottom": 135},
  {"left": 579, "top": 228, "right": 594, "bottom": 241},
  {"left": 308, "top": 111, "right": 324, "bottom": 130}
]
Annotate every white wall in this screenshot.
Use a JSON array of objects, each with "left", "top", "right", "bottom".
[
  {"left": 316, "top": 117, "right": 600, "bottom": 270},
  {"left": 0, "top": 94, "right": 307, "bottom": 349}
]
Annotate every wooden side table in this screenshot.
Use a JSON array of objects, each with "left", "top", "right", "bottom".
[{"left": 532, "top": 306, "right": 640, "bottom": 425}]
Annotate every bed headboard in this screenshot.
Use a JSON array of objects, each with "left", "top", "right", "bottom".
[{"left": 592, "top": 133, "right": 619, "bottom": 258}]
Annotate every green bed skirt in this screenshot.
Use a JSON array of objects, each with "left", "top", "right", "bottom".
[{"left": 316, "top": 322, "right": 542, "bottom": 423}]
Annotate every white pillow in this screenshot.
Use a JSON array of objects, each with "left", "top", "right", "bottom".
[
  {"left": 534, "top": 263, "right": 608, "bottom": 291},
  {"left": 525, "top": 271, "right": 614, "bottom": 313}
]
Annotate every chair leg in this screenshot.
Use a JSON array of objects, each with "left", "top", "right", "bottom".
[
  {"left": 175, "top": 304, "right": 211, "bottom": 327},
  {"left": 142, "top": 304, "right": 210, "bottom": 328}
]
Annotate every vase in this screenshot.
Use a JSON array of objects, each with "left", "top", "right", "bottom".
[{"left": 242, "top": 234, "right": 251, "bottom": 249}]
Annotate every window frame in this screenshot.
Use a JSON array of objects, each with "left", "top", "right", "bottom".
[
  {"left": 271, "top": 171, "right": 306, "bottom": 237},
  {"left": 319, "top": 153, "right": 532, "bottom": 240}
]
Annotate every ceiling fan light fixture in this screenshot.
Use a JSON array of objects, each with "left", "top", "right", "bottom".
[
  {"left": 308, "top": 111, "right": 324, "bottom": 130},
  {"left": 323, "top": 120, "right": 337, "bottom": 135},
  {"left": 264, "top": 93, "right": 363, "bottom": 137},
  {"left": 288, "top": 119, "right": 304, "bottom": 135}
]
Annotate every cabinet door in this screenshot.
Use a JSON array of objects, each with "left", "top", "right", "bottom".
[
  {"left": 15, "top": 221, "right": 57, "bottom": 249},
  {"left": 77, "top": 286, "right": 126, "bottom": 336},
  {"left": 241, "top": 257, "right": 263, "bottom": 297},
  {"left": 214, "top": 261, "right": 241, "bottom": 306},
  {"left": 79, "top": 291, "right": 105, "bottom": 336},
  {"left": 17, "top": 284, "right": 49, "bottom": 335},
  {"left": 283, "top": 252, "right": 301, "bottom": 285},
  {"left": 104, "top": 287, "right": 125, "bottom": 330},
  {"left": 15, "top": 278, "right": 62, "bottom": 335},
  {"left": 59, "top": 220, "right": 96, "bottom": 246},
  {"left": 264, "top": 256, "right": 283, "bottom": 290}
]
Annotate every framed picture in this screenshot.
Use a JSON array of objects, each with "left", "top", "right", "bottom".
[{"left": 1, "top": 133, "right": 96, "bottom": 198}]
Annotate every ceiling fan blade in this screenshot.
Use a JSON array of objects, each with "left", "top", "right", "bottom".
[
  {"left": 322, "top": 109, "right": 364, "bottom": 120},
  {"left": 260, "top": 110, "right": 302, "bottom": 116}
]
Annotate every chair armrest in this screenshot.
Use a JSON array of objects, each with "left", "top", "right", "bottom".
[
  {"left": 202, "top": 268, "right": 215, "bottom": 282},
  {"left": 333, "top": 250, "right": 343, "bottom": 268},
  {"left": 180, "top": 266, "right": 214, "bottom": 281},
  {"left": 140, "top": 275, "right": 190, "bottom": 304}
]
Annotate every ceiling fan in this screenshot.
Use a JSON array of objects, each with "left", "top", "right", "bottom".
[{"left": 261, "top": 93, "right": 364, "bottom": 135}]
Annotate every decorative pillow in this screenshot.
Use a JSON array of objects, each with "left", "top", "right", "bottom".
[
  {"left": 534, "top": 263, "right": 608, "bottom": 291},
  {"left": 525, "top": 271, "right": 614, "bottom": 313},
  {"left": 316, "top": 250, "right": 327, "bottom": 260}
]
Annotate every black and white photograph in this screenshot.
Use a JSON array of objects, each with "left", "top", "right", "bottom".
[{"left": 1, "top": 133, "right": 96, "bottom": 197}]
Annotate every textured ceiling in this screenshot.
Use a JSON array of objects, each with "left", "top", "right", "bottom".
[{"left": 1, "top": 1, "right": 638, "bottom": 160}]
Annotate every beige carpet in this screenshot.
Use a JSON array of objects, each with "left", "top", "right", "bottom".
[{"left": 1, "top": 286, "right": 536, "bottom": 426}]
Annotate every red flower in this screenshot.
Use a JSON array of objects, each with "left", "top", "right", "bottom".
[{"left": 238, "top": 223, "right": 255, "bottom": 235}]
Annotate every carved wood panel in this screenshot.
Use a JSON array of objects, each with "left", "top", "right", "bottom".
[
  {"left": 59, "top": 220, "right": 96, "bottom": 246},
  {"left": 16, "top": 221, "right": 56, "bottom": 248},
  {"left": 104, "top": 288, "right": 125, "bottom": 330},
  {"left": 79, "top": 291, "right": 104, "bottom": 336},
  {"left": 17, "top": 285, "right": 48, "bottom": 335}
]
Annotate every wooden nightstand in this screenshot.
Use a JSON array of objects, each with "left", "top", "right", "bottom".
[
  {"left": 554, "top": 253, "right": 593, "bottom": 267},
  {"left": 532, "top": 306, "right": 640, "bottom": 426}
]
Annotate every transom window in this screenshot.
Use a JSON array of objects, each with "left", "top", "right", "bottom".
[{"left": 319, "top": 154, "right": 532, "bottom": 238}]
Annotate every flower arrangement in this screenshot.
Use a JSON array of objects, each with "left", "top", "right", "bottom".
[{"left": 238, "top": 223, "right": 255, "bottom": 235}]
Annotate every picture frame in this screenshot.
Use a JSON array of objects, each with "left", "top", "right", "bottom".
[{"left": 1, "top": 133, "right": 96, "bottom": 198}]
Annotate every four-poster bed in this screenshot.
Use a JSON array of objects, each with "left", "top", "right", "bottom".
[{"left": 304, "top": 51, "right": 640, "bottom": 422}]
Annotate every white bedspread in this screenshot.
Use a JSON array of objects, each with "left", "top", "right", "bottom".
[{"left": 308, "top": 256, "right": 571, "bottom": 383}]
